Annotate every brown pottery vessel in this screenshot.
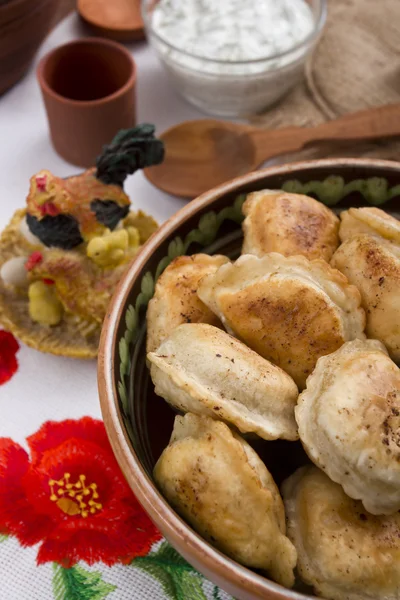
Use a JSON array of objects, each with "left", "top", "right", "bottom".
[
  {"left": 37, "top": 38, "right": 137, "bottom": 167},
  {"left": 98, "top": 158, "right": 400, "bottom": 600},
  {"left": 78, "top": 0, "right": 145, "bottom": 42},
  {"left": 0, "top": 0, "right": 59, "bottom": 95}
]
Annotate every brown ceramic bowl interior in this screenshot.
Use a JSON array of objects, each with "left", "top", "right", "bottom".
[
  {"left": 98, "top": 159, "right": 400, "bottom": 600},
  {"left": 38, "top": 38, "right": 135, "bottom": 103},
  {"left": 0, "top": 0, "right": 59, "bottom": 96}
]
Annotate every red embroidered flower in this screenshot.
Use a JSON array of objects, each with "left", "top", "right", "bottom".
[
  {"left": 0, "top": 417, "right": 161, "bottom": 567},
  {"left": 0, "top": 330, "right": 20, "bottom": 385}
]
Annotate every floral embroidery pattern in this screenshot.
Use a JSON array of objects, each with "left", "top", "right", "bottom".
[
  {"left": 0, "top": 417, "right": 228, "bottom": 599},
  {"left": 0, "top": 417, "right": 161, "bottom": 567},
  {"left": 0, "top": 330, "right": 19, "bottom": 385},
  {"left": 52, "top": 564, "right": 116, "bottom": 600},
  {"left": 132, "top": 541, "right": 223, "bottom": 600}
]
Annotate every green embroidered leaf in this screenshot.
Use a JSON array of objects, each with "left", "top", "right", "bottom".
[
  {"left": 123, "top": 415, "right": 135, "bottom": 443},
  {"left": 168, "top": 237, "right": 185, "bottom": 260},
  {"left": 155, "top": 256, "right": 173, "bottom": 280},
  {"left": 199, "top": 211, "right": 218, "bottom": 233},
  {"left": 119, "top": 337, "right": 129, "bottom": 366},
  {"left": 183, "top": 228, "right": 209, "bottom": 251},
  {"left": 343, "top": 178, "right": 368, "bottom": 197},
  {"left": 141, "top": 272, "right": 155, "bottom": 298},
  {"left": 132, "top": 542, "right": 207, "bottom": 600},
  {"left": 364, "top": 177, "right": 389, "bottom": 205},
  {"left": 135, "top": 292, "right": 146, "bottom": 313},
  {"left": 118, "top": 381, "right": 128, "bottom": 415},
  {"left": 124, "top": 349, "right": 132, "bottom": 375},
  {"left": 0, "top": 534, "right": 8, "bottom": 543},
  {"left": 213, "top": 586, "right": 224, "bottom": 600},
  {"left": 124, "top": 328, "right": 134, "bottom": 346},
  {"left": 134, "top": 541, "right": 194, "bottom": 571},
  {"left": 389, "top": 184, "right": 400, "bottom": 199},
  {"left": 198, "top": 212, "right": 219, "bottom": 245},
  {"left": 282, "top": 175, "right": 396, "bottom": 206},
  {"left": 233, "top": 193, "right": 246, "bottom": 214},
  {"left": 343, "top": 177, "right": 392, "bottom": 205},
  {"left": 125, "top": 305, "right": 137, "bottom": 333},
  {"left": 320, "top": 175, "right": 346, "bottom": 205},
  {"left": 119, "top": 348, "right": 131, "bottom": 380},
  {"left": 281, "top": 179, "right": 302, "bottom": 194},
  {"left": 52, "top": 564, "right": 115, "bottom": 600},
  {"left": 217, "top": 194, "right": 246, "bottom": 226},
  {"left": 120, "top": 362, "right": 127, "bottom": 381},
  {"left": 301, "top": 176, "right": 345, "bottom": 206}
]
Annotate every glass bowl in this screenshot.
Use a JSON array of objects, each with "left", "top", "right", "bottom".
[{"left": 141, "top": 0, "right": 327, "bottom": 117}]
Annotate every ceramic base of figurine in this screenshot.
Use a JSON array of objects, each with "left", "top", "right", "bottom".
[{"left": 0, "top": 210, "right": 101, "bottom": 359}]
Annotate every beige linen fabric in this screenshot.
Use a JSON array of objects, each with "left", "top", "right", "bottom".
[{"left": 252, "top": 0, "right": 400, "bottom": 162}]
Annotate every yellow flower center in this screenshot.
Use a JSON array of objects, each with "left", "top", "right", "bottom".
[{"left": 49, "top": 473, "right": 102, "bottom": 518}]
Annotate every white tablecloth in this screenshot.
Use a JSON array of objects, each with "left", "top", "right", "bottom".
[{"left": 0, "top": 13, "right": 233, "bottom": 600}]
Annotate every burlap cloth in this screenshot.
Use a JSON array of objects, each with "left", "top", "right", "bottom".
[{"left": 251, "top": 0, "right": 400, "bottom": 162}]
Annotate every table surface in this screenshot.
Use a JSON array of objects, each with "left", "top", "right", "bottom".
[
  {"left": 0, "top": 11, "right": 202, "bottom": 442},
  {"left": 0, "top": 12, "right": 233, "bottom": 600}
]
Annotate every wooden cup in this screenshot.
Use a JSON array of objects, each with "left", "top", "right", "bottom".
[{"left": 37, "top": 38, "right": 136, "bottom": 167}]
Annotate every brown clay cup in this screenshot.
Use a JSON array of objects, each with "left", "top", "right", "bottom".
[{"left": 37, "top": 38, "right": 136, "bottom": 168}]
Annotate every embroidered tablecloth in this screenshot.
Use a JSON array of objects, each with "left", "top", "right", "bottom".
[{"left": 0, "top": 13, "right": 233, "bottom": 600}]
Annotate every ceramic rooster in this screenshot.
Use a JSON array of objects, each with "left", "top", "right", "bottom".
[
  {"left": 25, "top": 248, "right": 127, "bottom": 325},
  {"left": 26, "top": 125, "right": 164, "bottom": 249},
  {"left": 0, "top": 124, "right": 164, "bottom": 358}
]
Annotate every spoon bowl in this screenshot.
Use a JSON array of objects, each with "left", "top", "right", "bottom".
[{"left": 145, "top": 120, "right": 256, "bottom": 198}]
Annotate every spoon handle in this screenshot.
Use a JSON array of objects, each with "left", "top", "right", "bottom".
[
  {"left": 308, "top": 103, "right": 400, "bottom": 142},
  {"left": 250, "top": 103, "right": 400, "bottom": 165}
]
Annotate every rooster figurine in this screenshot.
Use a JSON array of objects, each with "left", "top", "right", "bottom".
[
  {"left": 25, "top": 124, "right": 163, "bottom": 249},
  {"left": 25, "top": 248, "right": 127, "bottom": 326},
  {"left": 0, "top": 124, "right": 164, "bottom": 358}
]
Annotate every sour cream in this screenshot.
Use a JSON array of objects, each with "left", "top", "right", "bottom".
[
  {"left": 152, "top": 0, "right": 315, "bottom": 62},
  {"left": 147, "top": 0, "right": 320, "bottom": 116}
]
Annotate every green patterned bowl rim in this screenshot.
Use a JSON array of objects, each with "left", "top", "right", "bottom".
[{"left": 98, "top": 158, "right": 400, "bottom": 600}]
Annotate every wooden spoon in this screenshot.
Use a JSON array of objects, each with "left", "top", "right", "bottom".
[{"left": 144, "top": 104, "right": 400, "bottom": 198}]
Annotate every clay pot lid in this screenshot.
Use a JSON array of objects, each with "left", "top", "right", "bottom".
[{"left": 78, "top": 0, "right": 145, "bottom": 42}]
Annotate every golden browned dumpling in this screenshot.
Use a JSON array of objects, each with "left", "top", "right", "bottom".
[
  {"left": 146, "top": 253, "right": 229, "bottom": 353},
  {"left": 154, "top": 413, "right": 297, "bottom": 588},
  {"left": 296, "top": 339, "right": 400, "bottom": 515},
  {"left": 339, "top": 206, "right": 400, "bottom": 243},
  {"left": 332, "top": 234, "right": 400, "bottom": 362},
  {"left": 148, "top": 323, "right": 299, "bottom": 441},
  {"left": 282, "top": 466, "right": 400, "bottom": 600},
  {"left": 198, "top": 253, "right": 365, "bottom": 389},
  {"left": 242, "top": 190, "right": 339, "bottom": 261}
]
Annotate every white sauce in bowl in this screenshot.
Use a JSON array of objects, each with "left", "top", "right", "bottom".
[
  {"left": 152, "top": 0, "right": 315, "bottom": 62},
  {"left": 147, "top": 0, "right": 321, "bottom": 116}
]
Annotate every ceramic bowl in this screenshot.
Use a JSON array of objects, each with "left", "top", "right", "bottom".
[
  {"left": 0, "top": 0, "right": 59, "bottom": 96},
  {"left": 98, "top": 158, "right": 400, "bottom": 600}
]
